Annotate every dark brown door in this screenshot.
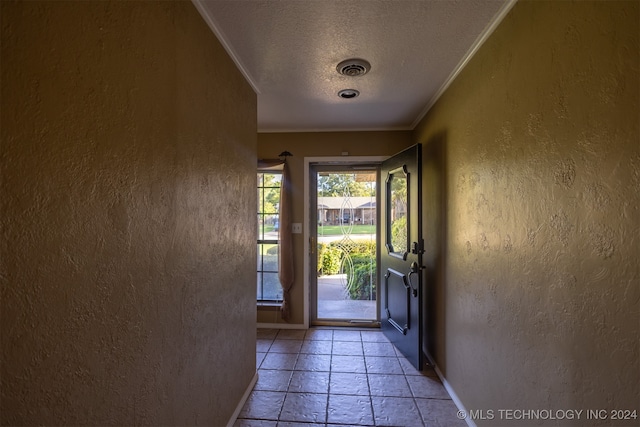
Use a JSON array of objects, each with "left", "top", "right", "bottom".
[{"left": 380, "top": 144, "right": 424, "bottom": 370}]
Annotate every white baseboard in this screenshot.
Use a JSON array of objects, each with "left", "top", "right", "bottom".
[
  {"left": 257, "top": 322, "right": 307, "bottom": 330},
  {"left": 431, "top": 362, "right": 477, "bottom": 427},
  {"left": 226, "top": 370, "right": 259, "bottom": 427}
]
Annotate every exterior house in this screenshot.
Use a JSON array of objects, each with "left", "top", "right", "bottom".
[
  {"left": 2, "top": 1, "right": 638, "bottom": 426},
  {"left": 317, "top": 197, "right": 377, "bottom": 225}
]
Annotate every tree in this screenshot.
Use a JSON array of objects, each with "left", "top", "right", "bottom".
[
  {"left": 318, "top": 173, "right": 375, "bottom": 197},
  {"left": 259, "top": 172, "right": 281, "bottom": 214}
]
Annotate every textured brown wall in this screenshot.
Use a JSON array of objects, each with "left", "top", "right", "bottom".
[
  {"left": 257, "top": 131, "right": 412, "bottom": 325},
  {"left": 414, "top": 0, "right": 639, "bottom": 424},
  {"left": 1, "top": 1, "right": 257, "bottom": 425}
]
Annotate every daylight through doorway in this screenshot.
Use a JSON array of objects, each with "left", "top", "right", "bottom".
[{"left": 313, "top": 168, "right": 378, "bottom": 323}]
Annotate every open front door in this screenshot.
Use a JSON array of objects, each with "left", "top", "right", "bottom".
[{"left": 380, "top": 144, "right": 424, "bottom": 370}]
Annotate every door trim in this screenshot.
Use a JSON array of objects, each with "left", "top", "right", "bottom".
[{"left": 303, "top": 156, "right": 387, "bottom": 328}]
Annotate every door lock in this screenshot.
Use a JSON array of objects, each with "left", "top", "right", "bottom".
[{"left": 411, "top": 240, "right": 425, "bottom": 255}]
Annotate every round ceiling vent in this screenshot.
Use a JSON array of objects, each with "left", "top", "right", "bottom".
[
  {"left": 336, "top": 58, "right": 371, "bottom": 77},
  {"left": 338, "top": 89, "right": 360, "bottom": 99}
]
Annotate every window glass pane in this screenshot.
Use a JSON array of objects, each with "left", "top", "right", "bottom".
[
  {"left": 387, "top": 169, "right": 408, "bottom": 255},
  {"left": 262, "top": 273, "right": 283, "bottom": 300},
  {"left": 258, "top": 188, "right": 264, "bottom": 213},
  {"left": 262, "top": 243, "right": 278, "bottom": 272},
  {"left": 257, "top": 171, "right": 282, "bottom": 301},
  {"left": 270, "top": 174, "right": 282, "bottom": 185},
  {"left": 258, "top": 243, "right": 279, "bottom": 270},
  {"left": 257, "top": 272, "right": 262, "bottom": 299},
  {"left": 257, "top": 214, "right": 264, "bottom": 241},
  {"left": 265, "top": 214, "right": 279, "bottom": 239},
  {"left": 264, "top": 190, "right": 279, "bottom": 213}
]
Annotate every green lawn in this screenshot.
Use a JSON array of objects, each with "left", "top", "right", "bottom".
[{"left": 317, "top": 224, "right": 376, "bottom": 236}]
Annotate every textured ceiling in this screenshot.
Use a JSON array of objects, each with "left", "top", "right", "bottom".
[{"left": 194, "top": 0, "right": 515, "bottom": 132}]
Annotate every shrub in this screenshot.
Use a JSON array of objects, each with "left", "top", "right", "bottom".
[
  {"left": 318, "top": 241, "right": 375, "bottom": 275},
  {"left": 349, "top": 240, "right": 376, "bottom": 256},
  {"left": 318, "top": 241, "right": 377, "bottom": 299},
  {"left": 391, "top": 216, "right": 407, "bottom": 253},
  {"left": 344, "top": 253, "right": 376, "bottom": 300},
  {"left": 318, "top": 243, "right": 342, "bottom": 275},
  {"left": 266, "top": 245, "right": 278, "bottom": 255}
]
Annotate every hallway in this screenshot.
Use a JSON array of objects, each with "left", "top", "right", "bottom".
[{"left": 235, "top": 328, "right": 466, "bottom": 427}]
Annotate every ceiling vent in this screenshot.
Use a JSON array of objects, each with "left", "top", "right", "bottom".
[
  {"left": 336, "top": 58, "right": 371, "bottom": 77},
  {"left": 338, "top": 89, "right": 360, "bottom": 99}
]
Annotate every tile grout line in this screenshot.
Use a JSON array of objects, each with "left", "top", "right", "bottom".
[
  {"left": 273, "top": 330, "right": 287, "bottom": 423},
  {"left": 364, "top": 335, "right": 377, "bottom": 427}
]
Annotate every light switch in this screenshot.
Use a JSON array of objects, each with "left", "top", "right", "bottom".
[{"left": 292, "top": 223, "right": 302, "bottom": 234}]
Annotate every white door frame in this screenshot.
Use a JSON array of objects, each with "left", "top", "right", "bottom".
[{"left": 303, "top": 156, "right": 387, "bottom": 328}]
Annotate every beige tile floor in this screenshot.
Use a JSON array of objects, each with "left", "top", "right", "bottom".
[{"left": 235, "top": 328, "right": 467, "bottom": 427}]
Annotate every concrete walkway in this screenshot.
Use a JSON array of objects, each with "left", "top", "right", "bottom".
[{"left": 317, "top": 274, "right": 376, "bottom": 320}]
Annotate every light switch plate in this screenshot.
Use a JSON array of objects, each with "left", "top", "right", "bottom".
[{"left": 292, "top": 223, "right": 302, "bottom": 234}]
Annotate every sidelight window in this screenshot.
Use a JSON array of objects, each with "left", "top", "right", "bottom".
[{"left": 257, "top": 171, "right": 283, "bottom": 301}]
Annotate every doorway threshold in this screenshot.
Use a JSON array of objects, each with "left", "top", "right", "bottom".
[{"left": 312, "top": 319, "right": 380, "bottom": 328}]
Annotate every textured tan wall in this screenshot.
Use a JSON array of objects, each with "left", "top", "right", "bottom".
[
  {"left": 257, "top": 131, "right": 412, "bottom": 325},
  {"left": 414, "top": 1, "right": 639, "bottom": 424},
  {"left": 1, "top": 1, "right": 256, "bottom": 425}
]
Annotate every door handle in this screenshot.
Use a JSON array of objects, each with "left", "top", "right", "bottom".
[
  {"left": 403, "top": 261, "right": 420, "bottom": 298},
  {"left": 409, "top": 261, "right": 419, "bottom": 274}
]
